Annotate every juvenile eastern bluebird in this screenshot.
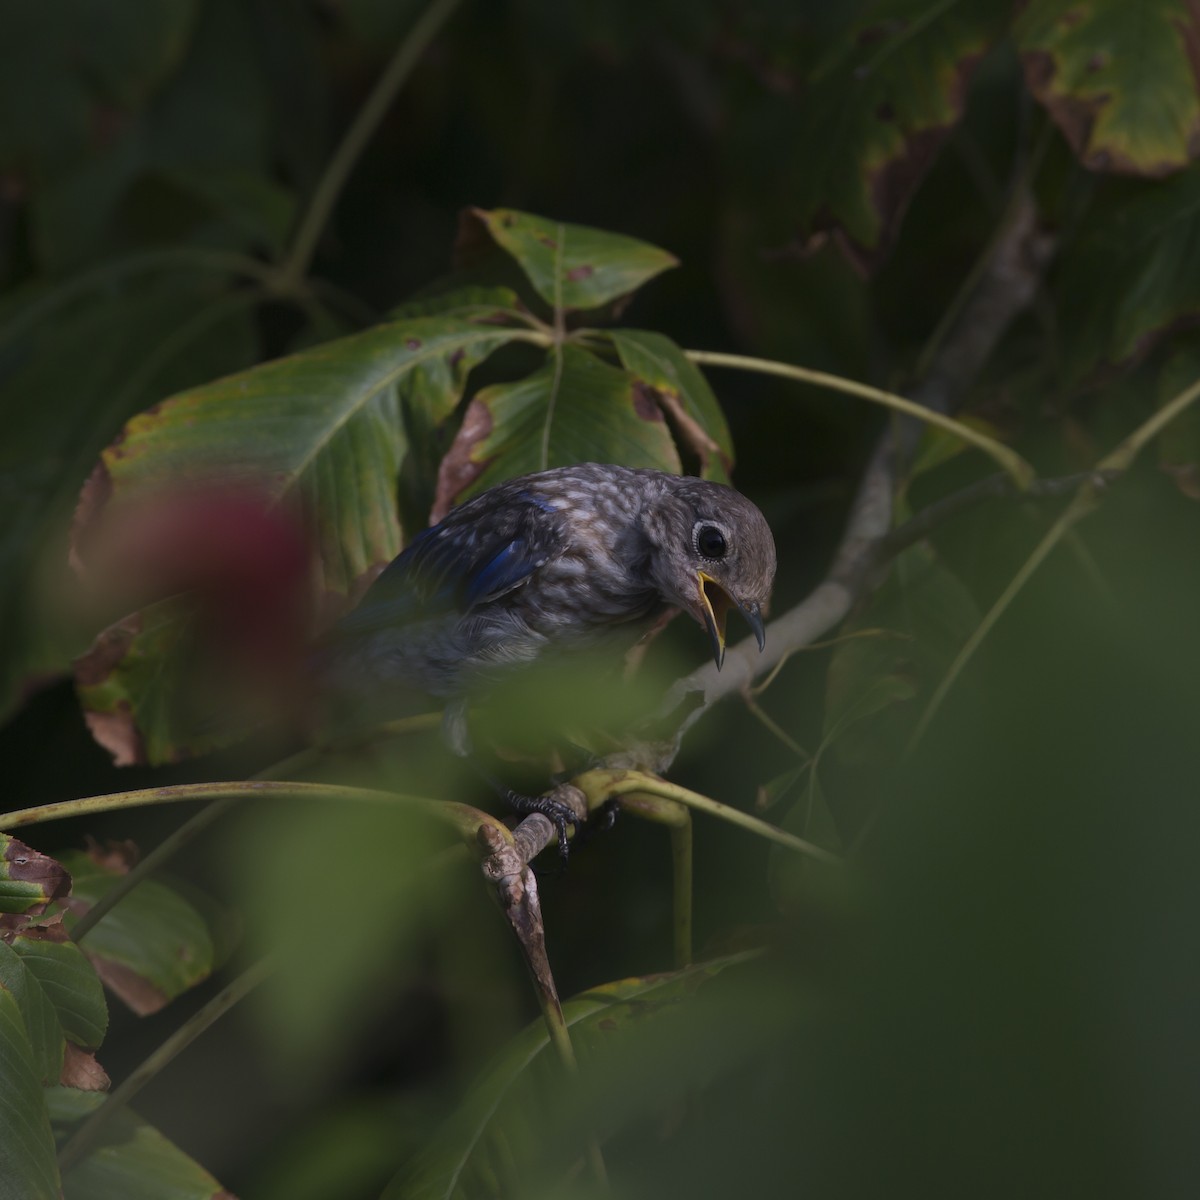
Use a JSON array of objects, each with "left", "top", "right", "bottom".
[{"left": 320, "top": 463, "right": 777, "bottom": 854}]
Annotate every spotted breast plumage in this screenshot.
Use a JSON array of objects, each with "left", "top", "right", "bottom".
[{"left": 320, "top": 462, "right": 777, "bottom": 854}]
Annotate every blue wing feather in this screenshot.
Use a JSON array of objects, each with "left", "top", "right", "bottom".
[{"left": 333, "top": 493, "right": 564, "bottom": 638}]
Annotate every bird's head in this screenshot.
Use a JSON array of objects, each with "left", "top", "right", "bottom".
[{"left": 646, "top": 479, "right": 777, "bottom": 669}]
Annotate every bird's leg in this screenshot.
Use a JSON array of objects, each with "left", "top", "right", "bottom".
[{"left": 474, "top": 768, "right": 582, "bottom": 864}]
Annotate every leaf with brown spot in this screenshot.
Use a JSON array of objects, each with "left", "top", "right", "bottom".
[
  {"left": 461, "top": 208, "right": 678, "bottom": 310},
  {"left": 60, "top": 1041, "right": 110, "bottom": 1091},
  {"left": 1016, "top": 0, "right": 1200, "bottom": 177},
  {"left": 71, "top": 316, "right": 522, "bottom": 763},
  {"left": 608, "top": 329, "right": 735, "bottom": 482},
  {"left": 59, "top": 849, "right": 225, "bottom": 1016},
  {"left": 0, "top": 834, "right": 70, "bottom": 915},
  {"left": 791, "top": 0, "right": 1008, "bottom": 270},
  {"left": 433, "top": 345, "right": 682, "bottom": 513}
]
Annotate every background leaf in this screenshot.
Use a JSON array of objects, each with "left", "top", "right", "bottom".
[
  {"left": 434, "top": 344, "right": 683, "bottom": 512},
  {"left": 607, "top": 329, "right": 734, "bottom": 481},
  {"left": 1016, "top": 0, "right": 1200, "bottom": 177},
  {"left": 465, "top": 208, "right": 679, "bottom": 311},
  {"left": 60, "top": 848, "right": 225, "bottom": 1016},
  {"left": 790, "top": 0, "right": 1009, "bottom": 267}
]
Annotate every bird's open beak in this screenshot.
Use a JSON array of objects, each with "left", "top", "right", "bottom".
[{"left": 697, "top": 572, "right": 766, "bottom": 670}]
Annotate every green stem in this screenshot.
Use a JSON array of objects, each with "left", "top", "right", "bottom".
[
  {"left": 0, "top": 780, "right": 497, "bottom": 844},
  {"left": 685, "top": 349, "right": 1035, "bottom": 489},
  {"left": 57, "top": 957, "right": 275, "bottom": 1173},
  {"left": 69, "top": 796, "right": 240, "bottom": 942},
  {"left": 670, "top": 815, "right": 693, "bottom": 969},
  {"left": 1099, "top": 375, "right": 1200, "bottom": 472},
  {"left": 576, "top": 770, "right": 839, "bottom": 864},
  {"left": 282, "top": 0, "right": 466, "bottom": 283},
  {"left": 908, "top": 485, "right": 1100, "bottom": 751}
]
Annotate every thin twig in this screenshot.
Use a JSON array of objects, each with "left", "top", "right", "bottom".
[
  {"left": 685, "top": 349, "right": 1034, "bottom": 488},
  {"left": 282, "top": 0, "right": 465, "bottom": 283}
]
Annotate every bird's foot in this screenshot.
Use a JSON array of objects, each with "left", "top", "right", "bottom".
[{"left": 488, "top": 782, "right": 582, "bottom": 864}]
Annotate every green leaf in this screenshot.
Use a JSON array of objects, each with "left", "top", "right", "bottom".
[
  {"left": 385, "top": 954, "right": 755, "bottom": 1200},
  {"left": 0, "top": 836, "right": 69, "bottom": 915},
  {"left": 1016, "top": 0, "right": 1200, "bottom": 177},
  {"left": 72, "top": 316, "right": 519, "bottom": 763},
  {"left": 0, "top": 985, "right": 60, "bottom": 1200},
  {"left": 0, "top": 276, "right": 259, "bottom": 723},
  {"left": 58, "top": 850, "right": 220, "bottom": 1016},
  {"left": 8, "top": 925, "right": 108, "bottom": 1052},
  {"left": 1057, "top": 168, "right": 1200, "bottom": 374},
  {"left": 434, "top": 344, "right": 682, "bottom": 513},
  {"left": 389, "top": 284, "right": 526, "bottom": 323},
  {"left": 466, "top": 208, "right": 678, "bottom": 311},
  {"left": 77, "top": 316, "right": 518, "bottom": 606},
  {"left": 607, "top": 329, "right": 734, "bottom": 481},
  {"left": 234, "top": 798, "right": 464, "bottom": 1083},
  {"left": 0, "top": 941, "right": 65, "bottom": 1085},
  {"left": 391, "top": 289, "right": 528, "bottom": 530},
  {"left": 791, "top": 0, "right": 1008, "bottom": 266},
  {"left": 47, "top": 1091, "right": 233, "bottom": 1200}
]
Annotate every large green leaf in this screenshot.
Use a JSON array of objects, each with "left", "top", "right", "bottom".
[
  {"left": 71, "top": 315, "right": 518, "bottom": 763},
  {"left": 1016, "top": 0, "right": 1200, "bottom": 177},
  {"left": 0, "top": 836, "right": 69, "bottom": 915},
  {"left": 1056, "top": 168, "right": 1200, "bottom": 375},
  {"left": 384, "top": 953, "right": 756, "bottom": 1200},
  {"left": 0, "top": 276, "right": 259, "bottom": 723},
  {"left": 47, "top": 1089, "right": 234, "bottom": 1200},
  {"left": 791, "top": 0, "right": 1008, "bottom": 267},
  {"left": 607, "top": 329, "right": 734, "bottom": 482},
  {"left": 433, "top": 344, "right": 682, "bottom": 513},
  {"left": 76, "top": 317, "right": 516, "bottom": 599},
  {"left": 59, "top": 849, "right": 222, "bottom": 1016},
  {"left": 465, "top": 208, "right": 678, "bottom": 311},
  {"left": 0, "top": 986, "right": 60, "bottom": 1200}
]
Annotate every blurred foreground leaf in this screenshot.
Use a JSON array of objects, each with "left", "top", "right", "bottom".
[{"left": 385, "top": 953, "right": 757, "bottom": 1200}]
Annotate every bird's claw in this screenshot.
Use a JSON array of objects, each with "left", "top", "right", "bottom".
[{"left": 503, "top": 790, "right": 580, "bottom": 863}]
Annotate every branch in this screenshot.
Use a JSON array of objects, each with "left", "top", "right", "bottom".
[{"left": 627, "top": 189, "right": 1055, "bottom": 773}]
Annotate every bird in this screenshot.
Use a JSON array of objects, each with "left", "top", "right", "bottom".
[{"left": 318, "top": 463, "right": 777, "bottom": 857}]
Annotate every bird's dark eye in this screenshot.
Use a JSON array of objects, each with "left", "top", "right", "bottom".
[{"left": 696, "top": 524, "right": 728, "bottom": 559}]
